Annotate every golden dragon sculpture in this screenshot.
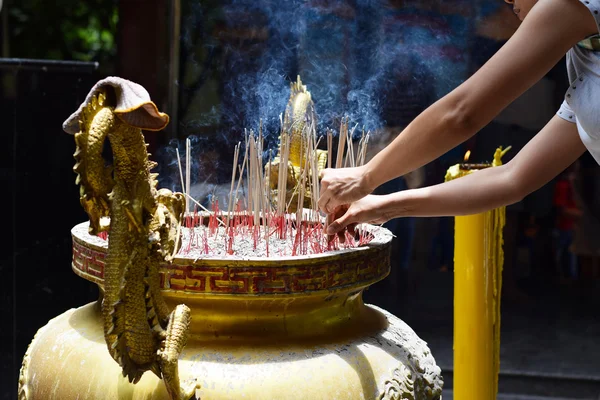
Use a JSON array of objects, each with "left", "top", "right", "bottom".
[
  {"left": 63, "top": 77, "right": 198, "bottom": 400},
  {"left": 266, "top": 76, "right": 328, "bottom": 211}
]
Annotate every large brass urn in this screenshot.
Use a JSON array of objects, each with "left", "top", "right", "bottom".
[
  {"left": 19, "top": 221, "right": 442, "bottom": 399},
  {"left": 18, "top": 78, "right": 443, "bottom": 400}
]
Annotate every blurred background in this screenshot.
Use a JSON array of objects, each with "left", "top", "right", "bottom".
[{"left": 1, "top": 0, "right": 599, "bottom": 398}]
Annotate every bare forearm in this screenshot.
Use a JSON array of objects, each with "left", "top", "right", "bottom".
[
  {"left": 325, "top": 116, "right": 586, "bottom": 234},
  {"left": 364, "top": 95, "right": 473, "bottom": 190},
  {"left": 380, "top": 111, "right": 587, "bottom": 218},
  {"left": 385, "top": 165, "right": 520, "bottom": 218}
]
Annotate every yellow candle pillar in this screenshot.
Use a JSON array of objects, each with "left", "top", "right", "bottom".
[
  {"left": 446, "top": 146, "right": 509, "bottom": 399},
  {"left": 454, "top": 212, "right": 497, "bottom": 399}
]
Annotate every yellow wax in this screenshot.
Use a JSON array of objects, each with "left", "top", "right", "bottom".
[
  {"left": 454, "top": 212, "right": 495, "bottom": 399},
  {"left": 447, "top": 145, "right": 509, "bottom": 399}
]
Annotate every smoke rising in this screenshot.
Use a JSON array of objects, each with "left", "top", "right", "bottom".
[{"left": 157, "top": 0, "right": 488, "bottom": 194}]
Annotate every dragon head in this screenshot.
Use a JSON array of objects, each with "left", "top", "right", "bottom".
[
  {"left": 283, "top": 75, "right": 317, "bottom": 166},
  {"left": 64, "top": 77, "right": 170, "bottom": 235}
]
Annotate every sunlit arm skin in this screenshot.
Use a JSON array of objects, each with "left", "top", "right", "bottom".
[
  {"left": 318, "top": 0, "right": 597, "bottom": 215},
  {"left": 326, "top": 116, "right": 586, "bottom": 234}
]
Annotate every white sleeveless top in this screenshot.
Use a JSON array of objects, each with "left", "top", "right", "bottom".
[{"left": 556, "top": 0, "right": 600, "bottom": 165}]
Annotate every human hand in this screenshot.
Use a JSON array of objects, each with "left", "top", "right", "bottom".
[
  {"left": 318, "top": 166, "right": 373, "bottom": 214},
  {"left": 325, "top": 195, "right": 392, "bottom": 239}
]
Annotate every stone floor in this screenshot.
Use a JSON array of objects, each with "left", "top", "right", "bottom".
[
  {"left": 364, "top": 264, "right": 600, "bottom": 398},
  {"left": 442, "top": 390, "right": 591, "bottom": 400},
  {"left": 416, "top": 300, "right": 600, "bottom": 380}
]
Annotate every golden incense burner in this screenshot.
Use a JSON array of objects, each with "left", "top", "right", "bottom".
[{"left": 18, "top": 78, "right": 443, "bottom": 400}]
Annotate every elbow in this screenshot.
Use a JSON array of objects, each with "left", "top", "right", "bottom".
[
  {"left": 507, "top": 189, "right": 526, "bottom": 207},
  {"left": 441, "top": 94, "right": 479, "bottom": 140},
  {"left": 501, "top": 164, "right": 528, "bottom": 206}
]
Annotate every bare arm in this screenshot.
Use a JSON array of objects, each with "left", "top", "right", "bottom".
[
  {"left": 390, "top": 116, "right": 586, "bottom": 217},
  {"left": 326, "top": 116, "right": 586, "bottom": 234},
  {"left": 319, "top": 0, "right": 597, "bottom": 214}
]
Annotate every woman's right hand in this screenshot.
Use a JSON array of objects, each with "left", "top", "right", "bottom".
[
  {"left": 318, "top": 165, "right": 373, "bottom": 214},
  {"left": 325, "top": 194, "right": 393, "bottom": 240}
]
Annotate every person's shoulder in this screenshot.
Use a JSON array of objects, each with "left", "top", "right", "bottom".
[
  {"left": 534, "top": 0, "right": 598, "bottom": 38},
  {"left": 571, "top": 0, "right": 600, "bottom": 36}
]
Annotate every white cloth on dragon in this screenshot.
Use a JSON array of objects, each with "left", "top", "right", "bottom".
[{"left": 63, "top": 76, "right": 169, "bottom": 134}]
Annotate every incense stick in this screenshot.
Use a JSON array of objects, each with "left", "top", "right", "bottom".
[
  {"left": 327, "top": 128, "right": 333, "bottom": 169},
  {"left": 185, "top": 138, "right": 191, "bottom": 214},
  {"left": 227, "top": 143, "right": 240, "bottom": 224},
  {"left": 176, "top": 147, "right": 186, "bottom": 211},
  {"left": 335, "top": 118, "right": 347, "bottom": 169},
  {"left": 185, "top": 194, "right": 226, "bottom": 227}
]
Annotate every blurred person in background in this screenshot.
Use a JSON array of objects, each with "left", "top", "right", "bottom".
[
  {"left": 571, "top": 154, "right": 600, "bottom": 301},
  {"left": 552, "top": 161, "right": 582, "bottom": 282}
]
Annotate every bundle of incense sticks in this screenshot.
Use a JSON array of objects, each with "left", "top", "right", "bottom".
[{"left": 175, "top": 114, "right": 373, "bottom": 257}]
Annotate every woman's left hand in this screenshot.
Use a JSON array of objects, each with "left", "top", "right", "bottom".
[{"left": 326, "top": 195, "right": 392, "bottom": 238}]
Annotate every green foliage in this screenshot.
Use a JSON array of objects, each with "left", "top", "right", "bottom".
[{"left": 6, "top": 0, "right": 118, "bottom": 67}]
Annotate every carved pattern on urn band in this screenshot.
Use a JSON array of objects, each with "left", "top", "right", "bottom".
[{"left": 72, "top": 233, "right": 390, "bottom": 294}]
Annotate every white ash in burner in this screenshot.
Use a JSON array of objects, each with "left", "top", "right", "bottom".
[
  {"left": 73, "top": 218, "right": 392, "bottom": 260},
  {"left": 176, "top": 214, "right": 382, "bottom": 259}
]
